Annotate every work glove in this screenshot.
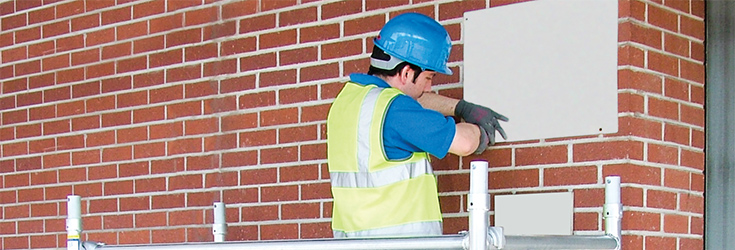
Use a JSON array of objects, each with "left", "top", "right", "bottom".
[
  {"left": 474, "top": 124, "right": 491, "bottom": 154},
  {"left": 455, "top": 99, "right": 509, "bottom": 145}
]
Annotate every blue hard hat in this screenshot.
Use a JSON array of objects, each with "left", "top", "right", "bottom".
[{"left": 373, "top": 13, "right": 453, "bottom": 75}]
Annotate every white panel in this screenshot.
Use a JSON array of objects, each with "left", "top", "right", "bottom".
[
  {"left": 463, "top": 0, "right": 618, "bottom": 142},
  {"left": 494, "top": 192, "right": 574, "bottom": 235}
]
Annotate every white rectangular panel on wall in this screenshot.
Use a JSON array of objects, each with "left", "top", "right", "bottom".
[
  {"left": 494, "top": 192, "right": 574, "bottom": 235},
  {"left": 463, "top": 0, "right": 618, "bottom": 142}
]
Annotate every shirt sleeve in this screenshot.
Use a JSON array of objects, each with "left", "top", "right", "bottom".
[{"left": 382, "top": 95, "right": 457, "bottom": 160}]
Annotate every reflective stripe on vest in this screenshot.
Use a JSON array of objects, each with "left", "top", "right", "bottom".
[
  {"left": 333, "top": 221, "right": 442, "bottom": 238},
  {"left": 327, "top": 82, "right": 442, "bottom": 235}
]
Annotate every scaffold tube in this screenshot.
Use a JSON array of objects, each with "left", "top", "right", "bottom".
[
  {"left": 66, "top": 195, "right": 82, "bottom": 250},
  {"left": 468, "top": 161, "right": 489, "bottom": 250}
]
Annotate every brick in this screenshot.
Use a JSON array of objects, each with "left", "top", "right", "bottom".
[
  {"left": 185, "top": 154, "right": 219, "bottom": 170},
  {"left": 221, "top": 0, "right": 257, "bottom": 19},
  {"left": 261, "top": 108, "right": 298, "bottom": 126},
  {"left": 647, "top": 189, "right": 677, "bottom": 209},
  {"left": 149, "top": 49, "right": 184, "bottom": 72},
  {"left": 133, "top": 35, "right": 164, "bottom": 53},
  {"left": 117, "top": 56, "right": 147, "bottom": 73},
  {"left": 263, "top": 146, "right": 298, "bottom": 164},
  {"left": 57, "top": 134, "right": 84, "bottom": 150},
  {"left": 167, "top": 101, "right": 202, "bottom": 119},
  {"left": 515, "top": 145, "right": 567, "bottom": 166},
  {"left": 152, "top": 228, "right": 187, "bottom": 243},
  {"left": 203, "top": 133, "right": 238, "bottom": 151},
  {"left": 300, "top": 23, "right": 340, "bottom": 43},
  {"left": 203, "top": 96, "right": 238, "bottom": 114},
  {"left": 261, "top": 0, "right": 295, "bottom": 11},
  {"left": 71, "top": 48, "right": 100, "bottom": 66},
  {"left": 623, "top": 211, "right": 660, "bottom": 231},
  {"left": 680, "top": 193, "right": 703, "bottom": 214},
  {"left": 221, "top": 37, "right": 256, "bottom": 56},
  {"left": 663, "top": 123, "right": 689, "bottom": 145},
  {"left": 204, "top": 58, "right": 238, "bottom": 77},
  {"left": 573, "top": 141, "right": 644, "bottom": 162},
  {"left": 86, "top": 28, "right": 115, "bottom": 47},
  {"left": 301, "top": 63, "right": 339, "bottom": 83},
  {"left": 101, "top": 110, "right": 132, "bottom": 127},
  {"left": 2, "top": 13, "right": 27, "bottom": 31},
  {"left": 223, "top": 187, "right": 258, "bottom": 204},
  {"left": 169, "top": 174, "right": 203, "bottom": 191},
  {"left": 280, "top": 7, "right": 317, "bottom": 27},
  {"left": 260, "top": 29, "right": 297, "bottom": 49},
  {"left": 602, "top": 163, "right": 661, "bottom": 186},
  {"left": 29, "top": 6, "right": 55, "bottom": 24},
  {"left": 544, "top": 166, "right": 597, "bottom": 186},
  {"left": 16, "top": 60, "right": 41, "bottom": 76},
  {"left": 135, "top": 177, "right": 166, "bottom": 193},
  {"left": 280, "top": 47, "right": 318, "bottom": 66},
  {"left": 322, "top": 39, "right": 362, "bottom": 60},
  {"left": 681, "top": 59, "right": 705, "bottom": 83},
  {"left": 222, "top": 150, "right": 258, "bottom": 168},
  {"left": 42, "top": 54, "right": 69, "bottom": 71},
  {"left": 133, "top": 142, "right": 166, "bottom": 159},
  {"left": 85, "top": 96, "right": 115, "bottom": 113},
  {"left": 102, "top": 214, "right": 134, "bottom": 230},
  {"left": 322, "top": 0, "right": 361, "bottom": 20},
  {"left": 185, "top": 81, "right": 218, "bottom": 98},
  {"left": 663, "top": 33, "right": 689, "bottom": 58},
  {"left": 439, "top": 0, "right": 484, "bottom": 20},
  {"left": 301, "top": 222, "right": 331, "bottom": 239},
  {"left": 152, "top": 193, "right": 186, "bottom": 209},
  {"left": 648, "top": 5, "right": 678, "bottom": 32},
  {"left": 133, "top": 70, "right": 165, "bottom": 88},
  {"left": 282, "top": 203, "right": 320, "bottom": 219},
  {"left": 185, "top": 43, "right": 218, "bottom": 62},
  {"left": 301, "top": 103, "right": 329, "bottom": 122},
  {"left": 119, "top": 230, "right": 151, "bottom": 245},
  {"left": 101, "top": 76, "right": 132, "bottom": 93},
  {"left": 42, "top": 20, "right": 69, "bottom": 38},
  {"left": 133, "top": 0, "right": 164, "bottom": 18},
  {"left": 663, "top": 77, "right": 689, "bottom": 101},
  {"left": 101, "top": 6, "right": 131, "bottom": 25},
  {"left": 648, "top": 143, "right": 678, "bottom": 165},
  {"left": 27, "top": 104, "right": 52, "bottom": 122},
  {"left": 345, "top": 14, "right": 384, "bottom": 36},
  {"left": 43, "top": 119, "right": 71, "bottom": 135},
  {"left": 691, "top": 216, "right": 704, "bottom": 235},
  {"left": 681, "top": 149, "right": 704, "bottom": 170},
  {"left": 205, "top": 171, "right": 238, "bottom": 188},
  {"left": 168, "top": 137, "right": 202, "bottom": 155},
  {"left": 17, "top": 92, "right": 42, "bottom": 107},
  {"left": 166, "top": 65, "right": 202, "bottom": 83},
  {"left": 184, "top": 6, "right": 217, "bottom": 26},
  {"left": 645, "top": 236, "right": 677, "bottom": 250},
  {"left": 680, "top": 15, "right": 704, "bottom": 40},
  {"left": 87, "top": 130, "right": 116, "bottom": 147},
  {"left": 102, "top": 42, "right": 132, "bottom": 60},
  {"left": 648, "top": 97, "right": 679, "bottom": 121},
  {"left": 664, "top": 168, "right": 690, "bottom": 190},
  {"left": 70, "top": 115, "right": 99, "bottom": 131},
  {"left": 1, "top": 46, "right": 26, "bottom": 64},
  {"left": 87, "top": 62, "right": 115, "bottom": 79},
  {"left": 239, "top": 91, "right": 275, "bottom": 109},
  {"left": 280, "top": 164, "right": 319, "bottom": 182},
  {"left": 241, "top": 168, "right": 277, "bottom": 185},
  {"left": 29, "top": 138, "right": 54, "bottom": 154},
  {"left": 240, "top": 52, "right": 276, "bottom": 71},
  {"left": 59, "top": 167, "right": 86, "bottom": 183},
  {"left": 43, "top": 152, "right": 71, "bottom": 168},
  {"left": 16, "top": 123, "right": 41, "bottom": 139},
  {"left": 71, "top": 149, "right": 101, "bottom": 165},
  {"left": 86, "top": 0, "right": 114, "bottom": 11},
  {"left": 150, "top": 13, "right": 183, "bottom": 34},
  {"left": 71, "top": 13, "right": 99, "bottom": 31},
  {"left": 254, "top": 225, "right": 298, "bottom": 241},
  {"left": 89, "top": 198, "right": 118, "bottom": 213},
  {"left": 680, "top": 238, "right": 703, "bottom": 250},
  {"left": 168, "top": 0, "right": 199, "bottom": 11},
  {"left": 260, "top": 69, "right": 296, "bottom": 87},
  {"left": 169, "top": 210, "right": 203, "bottom": 226},
  {"left": 102, "top": 145, "right": 133, "bottom": 162},
  {"left": 74, "top": 182, "right": 103, "bottom": 197},
  {"left": 166, "top": 28, "right": 201, "bottom": 48},
  {"left": 241, "top": 205, "right": 278, "bottom": 221},
  {"left": 648, "top": 51, "right": 678, "bottom": 76},
  {"left": 150, "top": 122, "right": 184, "bottom": 140},
  {"left": 239, "top": 14, "right": 275, "bottom": 34}
]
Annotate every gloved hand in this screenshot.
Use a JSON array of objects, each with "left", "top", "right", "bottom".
[
  {"left": 455, "top": 99, "right": 509, "bottom": 145},
  {"left": 474, "top": 125, "right": 491, "bottom": 154}
]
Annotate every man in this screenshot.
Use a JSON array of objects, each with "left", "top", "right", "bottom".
[{"left": 326, "top": 13, "right": 508, "bottom": 238}]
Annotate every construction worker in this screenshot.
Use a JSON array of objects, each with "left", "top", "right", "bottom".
[{"left": 326, "top": 13, "right": 508, "bottom": 238}]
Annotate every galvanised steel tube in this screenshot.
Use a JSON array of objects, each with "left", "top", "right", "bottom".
[
  {"left": 501, "top": 235, "right": 618, "bottom": 250},
  {"left": 97, "top": 234, "right": 468, "bottom": 250}
]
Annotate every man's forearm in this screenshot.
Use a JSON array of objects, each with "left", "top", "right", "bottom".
[{"left": 417, "top": 92, "right": 460, "bottom": 116}]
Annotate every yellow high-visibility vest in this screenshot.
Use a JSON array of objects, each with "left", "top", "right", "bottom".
[{"left": 327, "top": 82, "right": 442, "bottom": 236}]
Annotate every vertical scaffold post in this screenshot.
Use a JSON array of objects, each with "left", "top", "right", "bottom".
[
  {"left": 66, "top": 195, "right": 82, "bottom": 250},
  {"left": 468, "top": 161, "right": 489, "bottom": 250},
  {"left": 213, "top": 202, "right": 227, "bottom": 242},
  {"left": 603, "top": 176, "right": 622, "bottom": 249}
]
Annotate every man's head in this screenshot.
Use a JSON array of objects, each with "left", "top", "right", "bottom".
[{"left": 368, "top": 13, "right": 452, "bottom": 99}]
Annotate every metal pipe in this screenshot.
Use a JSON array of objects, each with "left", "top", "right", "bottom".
[
  {"left": 212, "top": 202, "right": 227, "bottom": 242},
  {"left": 468, "top": 161, "right": 489, "bottom": 250},
  {"left": 66, "top": 195, "right": 82, "bottom": 250},
  {"left": 602, "top": 176, "right": 622, "bottom": 249},
  {"left": 98, "top": 235, "right": 468, "bottom": 250},
  {"left": 502, "top": 235, "right": 618, "bottom": 249}
]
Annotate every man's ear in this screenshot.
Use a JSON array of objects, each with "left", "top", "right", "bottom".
[{"left": 399, "top": 65, "right": 414, "bottom": 85}]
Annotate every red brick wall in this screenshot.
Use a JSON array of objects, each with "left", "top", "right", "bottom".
[{"left": 0, "top": 0, "right": 704, "bottom": 249}]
